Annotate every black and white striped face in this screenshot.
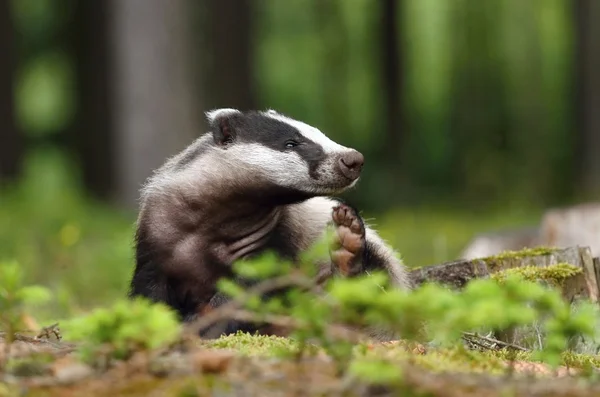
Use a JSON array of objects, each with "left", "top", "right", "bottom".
[{"left": 206, "top": 108, "right": 364, "bottom": 195}]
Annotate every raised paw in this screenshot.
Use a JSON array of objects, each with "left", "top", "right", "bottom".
[{"left": 330, "top": 204, "right": 366, "bottom": 277}]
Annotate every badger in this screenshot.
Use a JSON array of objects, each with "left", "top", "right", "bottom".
[{"left": 128, "top": 108, "right": 411, "bottom": 340}]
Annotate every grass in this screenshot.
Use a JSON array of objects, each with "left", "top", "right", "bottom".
[
  {"left": 0, "top": 148, "right": 543, "bottom": 322},
  {"left": 0, "top": 148, "right": 135, "bottom": 322},
  {"left": 373, "top": 205, "right": 542, "bottom": 269}
]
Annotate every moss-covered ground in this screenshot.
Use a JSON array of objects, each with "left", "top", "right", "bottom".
[{"left": 3, "top": 331, "right": 600, "bottom": 397}]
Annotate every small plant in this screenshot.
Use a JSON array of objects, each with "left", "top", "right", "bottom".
[
  {"left": 0, "top": 260, "right": 52, "bottom": 370},
  {"left": 64, "top": 297, "right": 181, "bottom": 366},
  {"left": 214, "top": 234, "right": 600, "bottom": 385}
]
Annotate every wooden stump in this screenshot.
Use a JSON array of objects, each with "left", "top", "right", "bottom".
[
  {"left": 410, "top": 246, "right": 600, "bottom": 346},
  {"left": 410, "top": 246, "right": 599, "bottom": 302}
]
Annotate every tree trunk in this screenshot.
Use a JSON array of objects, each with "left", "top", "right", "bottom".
[
  {"left": 573, "top": 0, "right": 600, "bottom": 197},
  {"left": 0, "top": 1, "right": 22, "bottom": 182},
  {"left": 448, "top": 1, "right": 510, "bottom": 202},
  {"left": 110, "top": 0, "right": 203, "bottom": 209},
  {"left": 381, "top": 0, "right": 403, "bottom": 167},
  {"left": 314, "top": 0, "right": 349, "bottom": 138},
  {"left": 203, "top": 0, "right": 256, "bottom": 111},
  {"left": 374, "top": 0, "right": 408, "bottom": 204},
  {"left": 68, "top": 0, "right": 115, "bottom": 200}
]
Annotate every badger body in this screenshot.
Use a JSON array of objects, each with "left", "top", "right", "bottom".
[{"left": 129, "top": 108, "right": 411, "bottom": 339}]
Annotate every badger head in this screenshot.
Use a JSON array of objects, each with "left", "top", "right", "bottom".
[{"left": 205, "top": 108, "right": 364, "bottom": 199}]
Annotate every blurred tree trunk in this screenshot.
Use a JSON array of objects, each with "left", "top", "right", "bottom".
[
  {"left": 69, "top": 0, "right": 115, "bottom": 200},
  {"left": 111, "top": 0, "right": 203, "bottom": 209},
  {"left": 314, "top": 0, "right": 349, "bottom": 136},
  {"left": 0, "top": 2, "right": 22, "bottom": 182},
  {"left": 378, "top": 0, "right": 408, "bottom": 203},
  {"left": 448, "top": 0, "right": 510, "bottom": 204},
  {"left": 501, "top": 0, "right": 549, "bottom": 203},
  {"left": 574, "top": 0, "right": 600, "bottom": 197},
  {"left": 203, "top": 0, "right": 256, "bottom": 110},
  {"left": 381, "top": 0, "right": 403, "bottom": 168}
]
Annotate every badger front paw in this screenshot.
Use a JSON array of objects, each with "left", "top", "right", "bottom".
[{"left": 330, "top": 204, "right": 366, "bottom": 277}]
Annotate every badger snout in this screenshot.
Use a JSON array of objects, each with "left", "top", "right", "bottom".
[{"left": 338, "top": 150, "right": 364, "bottom": 180}]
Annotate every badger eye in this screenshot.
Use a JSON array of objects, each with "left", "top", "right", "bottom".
[{"left": 285, "top": 140, "right": 299, "bottom": 149}]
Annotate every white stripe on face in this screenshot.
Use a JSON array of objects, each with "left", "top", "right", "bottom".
[
  {"left": 262, "top": 110, "right": 347, "bottom": 154},
  {"left": 223, "top": 143, "right": 311, "bottom": 186}
]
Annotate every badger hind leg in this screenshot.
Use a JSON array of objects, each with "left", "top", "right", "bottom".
[{"left": 330, "top": 203, "right": 367, "bottom": 277}]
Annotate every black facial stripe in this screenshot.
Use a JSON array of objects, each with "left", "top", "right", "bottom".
[
  {"left": 296, "top": 142, "right": 326, "bottom": 180},
  {"left": 226, "top": 112, "right": 327, "bottom": 178}
]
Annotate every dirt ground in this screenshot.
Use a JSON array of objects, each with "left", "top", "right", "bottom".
[{"left": 2, "top": 333, "right": 600, "bottom": 397}]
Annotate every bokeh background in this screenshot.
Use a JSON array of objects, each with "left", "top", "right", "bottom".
[{"left": 1, "top": 0, "right": 599, "bottom": 320}]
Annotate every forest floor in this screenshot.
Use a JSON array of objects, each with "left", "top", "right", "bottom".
[{"left": 2, "top": 330, "right": 600, "bottom": 397}]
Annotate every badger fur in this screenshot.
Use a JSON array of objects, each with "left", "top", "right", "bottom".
[{"left": 128, "top": 108, "right": 411, "bottom": 340}]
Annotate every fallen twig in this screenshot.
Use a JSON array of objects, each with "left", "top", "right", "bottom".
[
  {"left": 1, "top": 324, "right": 74, "bottom": 353},
  {"left": 182, "top": 269, "right": 384, "bottom": 345},
  {"left": 36, "top": 323, "right": 62, "bottom": 341},
  {"left": 461, "top": 332, "right": 530, "bottom": 352},
  {"left": 185, "top": 272, "right": 320, "bottom": 337}
]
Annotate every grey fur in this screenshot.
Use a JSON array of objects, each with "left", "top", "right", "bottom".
[{"left": 129, "top": 108, "right": 411, "bottom": 341}]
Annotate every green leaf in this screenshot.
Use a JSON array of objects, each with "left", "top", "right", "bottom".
[{"left": 15, "top": 285, "right": 52, "bottom": 305}]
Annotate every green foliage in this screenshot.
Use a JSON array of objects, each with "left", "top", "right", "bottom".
[
  {"left": 0, "top": 259, "right": 52, "bottom": 371},
  {"left": 215, "top": 237, "right": 599, "bottom": 385},
  {"left": 0, "top": 260, "right": 52, "bottom": 310},
  {"left": 63, "top": 298, "right": 181, "bottom": 365},
  {"left": 0, "top": 149, "right": 135, "bottom": 320},
  {"left": 0, "top": 259, "right": 52, "bottom": 339},
  {"left": 233, "top": 251, "right": 294, "bottom": 280},
  {"left": 12, "top": 0, "right": 577, "bottom": 208}
]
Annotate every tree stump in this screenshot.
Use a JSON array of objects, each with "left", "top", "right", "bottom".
[
  {"left": 410, "top": 246, "right": 600, "bottom": 347},
  {"left": 410, "top": 246, "right": 599, "bottom": 301}
]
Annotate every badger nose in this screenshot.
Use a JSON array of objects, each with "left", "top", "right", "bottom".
[{"left": 338, "top": 150, "right": 364, "bottom": 180}]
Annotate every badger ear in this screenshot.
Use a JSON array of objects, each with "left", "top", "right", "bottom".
[{"left": 205, "top": 108, "right": 241, "bottom": 146}]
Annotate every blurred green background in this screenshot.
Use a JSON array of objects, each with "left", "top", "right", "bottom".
[{"left": 1, "top": 0, "right": 598, "bottom": 321}]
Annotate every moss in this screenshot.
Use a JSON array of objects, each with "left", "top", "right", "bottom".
[
  {"left": 481, "top": 246, "right": 558, "bottom": 270},
  {"left": 412, "top": 346, "right": 508, "bottom": 375},
  {"left": 196, "top": 331, "right": 600, "bottom": 379},
  {"left": 481, "top": 348, "right": 532, "bottom": 363},
  {"left": 354, "top": 341, "right": 600, "bottom": 378},
  {"left": 480, "top": 348, "right": 600, "bottom": 374},
  {"left": 201, "top": 334, "right": 515, "bottom": 376},
  {"left": 560, "top": 351, "right": 600, "bottom": 372},
  {"left": 486, "top": 246, "right": 558, "bottom": 260},
  {"left": 490, "top": 263, "right": 582, "bottom": 287},
  {"left": 358, "top": 343, "right": 508, "bottom": 375},
  {"left": 199, "top": 331, "right": 300, "bottom": 357}
]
